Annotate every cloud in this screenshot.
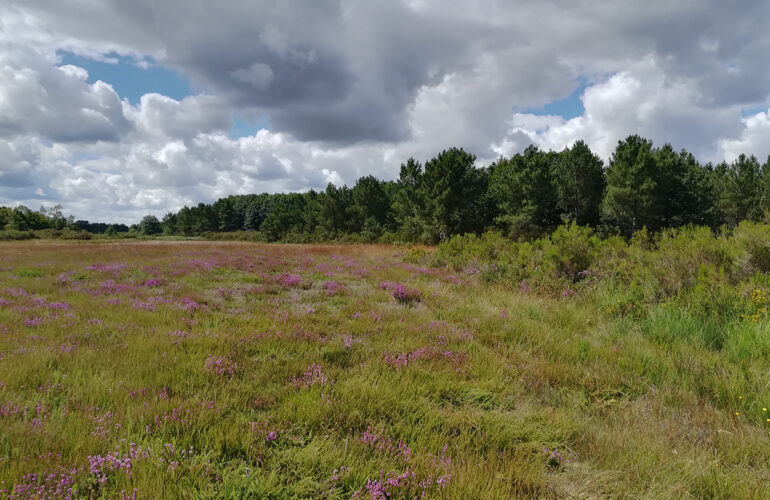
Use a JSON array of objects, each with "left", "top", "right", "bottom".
[
  {"left": 719, "top": 110, "right": 770, "bottom": 162},
  {"left": 495, "top": 57, "right": 744, "bottom": 162},
  {"left": 2, "top": 1, "right": 770, "bottom": 222},
  {"left": 125, "top": 93, "right": 231, "bottom": 139},
  {"left": 0, "top": 44, "right": 131, "bottom": 143}
]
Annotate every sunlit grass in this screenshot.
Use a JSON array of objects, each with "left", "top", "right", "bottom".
[{"left": 0, "top": 241, "right": 769, "bottom": 498}]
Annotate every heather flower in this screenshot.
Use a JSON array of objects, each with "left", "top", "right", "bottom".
[
  {"left": 169, "top": 330, "right": 188, "bottom": 339},
  {"left": 46, "top": 301, "right": 70, "bottom": 310},
  {"left": 59, "top": 342, "right": 77, "bottom": 353},
  {"left": 85, "top": 262, "right": 127, "bottom": 273},
  {"left": 88, "top": 448, "right": 136, "bottom": 483},
  {"left": 291, "top": 363, "right": 330, "bottom": 388},
  {"left": 131, "top": 300, "right": 156, "bottom": 312},
  {"left": 204, "top": 355, "right": 238, "bottom": 377},
  {"left": 544, "top": 447, "right": 564, "bottom": 468},
  {"left": 324, "top": 281, "right": 347, "bottom": 296},
  {"left": 180, "top": 298, "right": 203, "bottom": 311},
  {"left": 362, "top": 426, "right": 412, "bottom": 460},
  {"left": 391, "top": 284, "right": 421, "bottom": 305},
  {"left": 24, "top": 316, "right": 43, "bottom": 327},
  {"left": 274, "top": 273, "right": 302, "bottom": 287}
]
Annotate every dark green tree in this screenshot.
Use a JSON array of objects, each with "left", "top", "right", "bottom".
[
  {"left": 553, "top": 140, "right": 605, "bottom": 227},
  {"left": 490, "top": 145, "right": 559, "bottom": 238},
  {"left": 175, "top": 207, "right": 196, "bottom": 236},
  {"left": 260, "top": 194, "right": 309, "bottom": 241},
  {"left": 351, "top": 175, "right": 391, "bottom": 230},
  {"left": 138, "top": 215, "right": 163, "bottom": 235},
  {"left": 318, "top": 184, "right": 354, "bottom": 235},
  {"left": 420, "top": 148, "right": 487, "bottom": 242},
  {"left": 713, "top": 154, "right": 764, "bottom": 227},
  {"left": 161, "top": 212, "right": 178, "bottom": 234},
  {"left": 391, "top": 158, "right": 426, "bottom": 241},
  {"left": 655, "top": 145, "right": 716, "bottom": 228},
  {"left": 600, "top": 135, "right": 661, "bottom": 236},
  {"left": 213, "top": 198, "right": 237, "bottom": 232}
]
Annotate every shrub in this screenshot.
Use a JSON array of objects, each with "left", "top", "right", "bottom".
[
  {"left": 403, "top": 246, "right": 429, "bottom": 264},
  {"left": 542, "top": 222, "right": 601, "bottom": 282},
  {"left": 732, "top": 221, "right": 770, "bottom": 276},
  {"left": 392, "top": 284, "right": 422, "bottom": 305},
  {"left": 0, "top": 230, "right": 36, "bottom": 240},
  {"left": 434, "top": 231, "right": 511, "bottom": 270}
]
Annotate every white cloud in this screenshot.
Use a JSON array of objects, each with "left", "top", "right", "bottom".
[
  {"left": 2, "top": 1, "right": 770, "bottom": 223},
  {"left": 719, "top": 110, "right": 770, "bottom": 162},
  {"left": 494, "top": 58, "right": 744, "bottom": 162}
]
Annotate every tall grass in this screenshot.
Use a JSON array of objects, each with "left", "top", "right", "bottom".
[{"left": 0, "top": 237, "right": 768, "bottom": 498}]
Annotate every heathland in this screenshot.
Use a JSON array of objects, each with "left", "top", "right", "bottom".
[{"left": 1, "top": 228, "right": 770, "bottom": 498}]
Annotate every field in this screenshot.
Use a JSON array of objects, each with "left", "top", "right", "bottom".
[{"left": 0, "top": 240, "right": 769, "bottom": 499}]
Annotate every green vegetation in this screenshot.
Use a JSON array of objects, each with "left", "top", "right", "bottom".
[
  {"left": 1, "top": 232, "right": 770, "bottom": 497},
  {"left": 5, "top": 135, "right": 770, "bottom": 245},
  {"left": 147, "top": 136, "right": 770, "bottom": 243}
]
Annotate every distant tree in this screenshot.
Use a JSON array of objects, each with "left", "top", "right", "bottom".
[
  {"left": 161, "top": 212, "right": 178, "bottom": 234},
  {"left": 361, "top": 217, "right": 383, "bottom": 242},
  {"left": 176, "top": 207, "right": 195, "bottom": 236},
  {"left": 242, "top": 195, "right": 271, "bottom": 231},
  {"left": 553, "top": 140, "right": 605, "bottom": 227},
  {"left": 40, "top": 204, "right": 70, "bottom": 230},
  {"left": 420, "top": 148, "right": 487, "bottom": 242},
  {"left": 260, "top": 194, "right": 309, "bottom": 241},
  {"left": 139, "top": 215, "right": 163, "bottom": 235},
  {"left": 392, "top": 158, "right": 426, "bottom": 241},
  {"left": 213, "top": 198, "right": 237, "bottom": 232},
  {"left": 319, "top": 183, "right": 354, "bottom": 235},
  {"left": 0, "top": 207, "right": 13, "bottom": 230},
  {"left": 601, "top": 135, "right": 661, "bottom": 236},
  {"left": 713, "top": 154, "right": 763, "bottom": 227},
  {"left": 351, "top": 175, "right": 391, "bottom": 230},
  {"left": 655, "top": 144, "right": 716, "bottom": 228},
  {"left": 490, "top": 145, "right": 559, "bottom": 238}
]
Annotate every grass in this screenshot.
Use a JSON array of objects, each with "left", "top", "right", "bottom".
[{"left": 0, "top": 240, "right": 769, "bottom": 498}]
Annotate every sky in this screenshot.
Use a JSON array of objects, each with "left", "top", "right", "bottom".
[{"left": 2, "top": 1, "right": 770, "bottom": 224}]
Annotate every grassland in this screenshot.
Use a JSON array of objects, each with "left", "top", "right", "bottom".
[{"left": 0, "top": 239, "right": 769, "bottom": 499}]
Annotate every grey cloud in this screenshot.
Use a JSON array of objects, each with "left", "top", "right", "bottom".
[
  {"left": 0, "top": 42, "right": 131, "bottom": 143},
  {"left": 11, "top": 0, "right": 770, "bottom": 145},
  {"left": 4, "top": 0, "right": 770, "bottom": 222}
]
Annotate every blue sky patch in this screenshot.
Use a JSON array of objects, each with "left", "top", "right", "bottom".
[
  {"left": 740, "top": 106, "right": 769, "bottom": 118},
  {"left": 521, "top": 79, "right": 588, "bottom": 119},
  {"left": 57, "top": 50, "right": 192, "bottom": 105},
  {"left": 229, "top": 116, "right": 271, "bottom": 139}
]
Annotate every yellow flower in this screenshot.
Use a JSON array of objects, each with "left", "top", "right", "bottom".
[
  {"left": 764, "top": 408, "right": 767, "bottom": 412},
  {"left": 735, "top": 412, "right": 740, "bottom": 415}
]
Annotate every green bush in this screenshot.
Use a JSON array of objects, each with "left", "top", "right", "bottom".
[
  {"left": 542, "top": 222, "right": 601, "bottom": 282},
  {"left": 731, "top": 221, "right": 770, "bottom": 276},
  {"left": 0, "top": 230, "right": 36, "bottom": 240},
  {"left": 203, "top": 231, "right": 264, "bottom": 242}
]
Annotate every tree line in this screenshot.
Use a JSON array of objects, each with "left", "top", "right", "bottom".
[
  {"left": 145, "top": 135, "right": 770, "bottom": 242},
  {"left": 0, "top": 205, "right": 129, "bottom": 235},
  {"left": 4, "top": 134, "right": 770, "bottom": 242}
]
